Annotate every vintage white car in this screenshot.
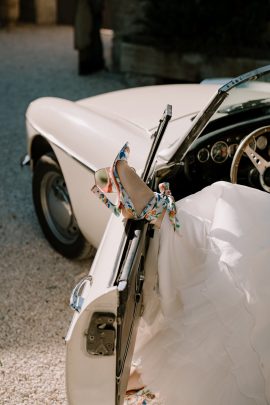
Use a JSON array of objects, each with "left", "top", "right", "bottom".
[
  {"left": 23, "top": 65, "right": 270, "bottom": 404},
  {"left": 23, "top": 76, "right": 223, "bottom": 259}
]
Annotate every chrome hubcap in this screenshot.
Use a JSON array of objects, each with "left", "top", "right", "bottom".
[{"left": 40, "top": 172, "right": 79, "bottom": 244}]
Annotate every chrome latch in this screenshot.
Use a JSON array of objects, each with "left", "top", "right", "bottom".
[
  {"left": 86, "top": 312, "right": 116, "bottom": 356},
  {"left": 70, "top": 275, "right": 93, "bottom": 312}
]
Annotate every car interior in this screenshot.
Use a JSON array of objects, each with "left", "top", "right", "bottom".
[{"left": 160, "top": 92, "right": 270, "bottom": 201}]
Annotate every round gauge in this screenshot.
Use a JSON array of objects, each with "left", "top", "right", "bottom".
[
  {"left": 197, "top": 148, "right": 209, "bottom": 163},
  {"left": 211, "top": 141, "right": 228, "bottom": 163},
  {"left": 228, "top": 143, "right": 238, "bottom": 158},
  {"left": 256, "top": 135, "right": 267, "bottom": 150}
]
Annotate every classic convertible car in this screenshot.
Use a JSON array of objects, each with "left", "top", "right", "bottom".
[
  {"left": 23, "top": 79, "right": 222, "bottom": 259},
  {"left": 23, "top": 65, "right": 270, "bottom": 261},
  {"left": 23, "top": 65, "right": 270, "bottom": 404}
]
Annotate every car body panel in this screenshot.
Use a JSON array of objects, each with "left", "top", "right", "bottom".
[
  {"left": 48, "top": 145, "right": 108, "bottom": 247},
  {"left": 65, "top": 287, "right": 118, "bottom": 405},
  {"left": 26, "top": 97, "right": 152, "bottom": 172},
  {"left": 66, "top": 214, "right": 125, "bottom": 405},
  {"left": 26, "top": 97, "right": 153, "bottom": 247},
  {"left": 76, "top": 84, "right": 220, "bottom": 130}
]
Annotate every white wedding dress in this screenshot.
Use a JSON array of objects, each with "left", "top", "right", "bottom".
[{"left": 133, "top": 181, "right": 270, "bottom": 405}]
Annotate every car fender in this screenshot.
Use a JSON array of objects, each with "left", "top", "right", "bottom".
[
  {"left": 26, "top": 97, "right": 153, "bottom": 247},
  {"left": 26, "top": 97, "right": 152, "bottom": 171}
]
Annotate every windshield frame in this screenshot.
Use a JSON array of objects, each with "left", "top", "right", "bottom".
[{"left": 169, "top": 64, "right": 270, "bottom": 164}]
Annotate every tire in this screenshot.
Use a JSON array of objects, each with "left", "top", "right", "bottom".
[{"left": 32, "top": 153, "right": 92, "bottom": 260}]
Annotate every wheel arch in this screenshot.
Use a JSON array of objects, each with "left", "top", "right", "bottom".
[
  {"left": 31, "top": 134, "right": 56, "bottom": 168},
  {"left": 32, "top": 151, "right": 93, "bottom": 259}
]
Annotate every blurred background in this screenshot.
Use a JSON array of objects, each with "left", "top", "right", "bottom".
[{"left": 1, "top": 0, "right": 270, "bottom": 82}]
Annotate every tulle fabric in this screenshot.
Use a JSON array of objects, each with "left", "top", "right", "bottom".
[{"left": 133, "top": 181, "right": 270, "bottom": 405}]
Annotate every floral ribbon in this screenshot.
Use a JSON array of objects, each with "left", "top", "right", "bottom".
[{"left": 157, "top": 182, "right": 180, "bottom": 231}]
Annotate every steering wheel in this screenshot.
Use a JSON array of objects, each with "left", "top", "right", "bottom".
[{"left": 230, "top": 126, "right": 270, "bottom": 192}]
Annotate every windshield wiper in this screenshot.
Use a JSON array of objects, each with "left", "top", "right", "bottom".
[{"left": 219, "top": 98, "right": 270, "bottom": 114}]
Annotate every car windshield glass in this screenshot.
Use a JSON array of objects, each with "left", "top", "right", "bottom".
[
  {"left": 211, "top": 74, "right": 270, "bottom": 123},
  {"left": 164, "top": 67, "right": 270, "bottom": 164},
  {"left": 218, "top": 97, "right": 270, "bottom": 114}
]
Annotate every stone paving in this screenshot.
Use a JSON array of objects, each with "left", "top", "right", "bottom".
[{"left": 0, "top": 24, "right": 128, "bottom": 405}]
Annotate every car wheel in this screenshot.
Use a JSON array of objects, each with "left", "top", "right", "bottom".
[{"left": 32, "top": 153, "right": 92, "bottom": 260}]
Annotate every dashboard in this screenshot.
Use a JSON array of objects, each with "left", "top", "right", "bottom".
[{"left": 173, "top": 116, "right": 270, "bottom": 199}]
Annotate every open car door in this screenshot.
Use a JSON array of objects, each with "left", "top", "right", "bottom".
[
  {"left": 66, "top": 65, "right": 270, "bottom": 405},
  {"left": 65, "top": 107, "right": 172, "bottom": 405}
]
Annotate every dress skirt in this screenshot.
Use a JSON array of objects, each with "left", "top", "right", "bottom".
[{"left": 134, "top": 181, "right": 270, "bottom": 405}]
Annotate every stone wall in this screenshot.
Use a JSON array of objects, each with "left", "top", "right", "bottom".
[
  {"left": 110, "top": 0, "right": 145, "bottom": 70},
  {"left": 111, "top": 0, "right": 270, "bottom": 83}
]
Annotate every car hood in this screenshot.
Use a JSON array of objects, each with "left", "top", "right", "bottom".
[
  {"left": 26, "top": 96, "right": 154, "bottom": 172},
  {"left": 77, "top": 84, "right": 219, "bottom": 131},
  {"left": 26, "top": 84, "right": 219, "bottom": 173}
]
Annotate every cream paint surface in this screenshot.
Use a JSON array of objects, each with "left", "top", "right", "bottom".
[{"left": 77, "top": 84, "right": 219, "bottom": 130}]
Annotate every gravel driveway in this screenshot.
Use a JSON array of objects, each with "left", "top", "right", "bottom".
[{"left": 0, "top": 25, "right": 127, "bottom": 405}]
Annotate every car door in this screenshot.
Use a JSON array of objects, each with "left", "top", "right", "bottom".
[
  {"left": 65, "top": 106, "right": 172, "bottom": 405},
  {"left": 66, "top": 65, "right": 270, "bottom": 405}
]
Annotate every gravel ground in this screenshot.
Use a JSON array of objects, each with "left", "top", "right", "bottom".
[{"left": 0, "top": 25, "right": 128, "bottom": 405}]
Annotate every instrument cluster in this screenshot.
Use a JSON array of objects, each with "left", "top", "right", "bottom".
[{"left": 196, "top": 134, "right": 270, "bottom": 165}]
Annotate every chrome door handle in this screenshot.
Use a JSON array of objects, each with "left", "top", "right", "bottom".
[{"left": 70, "top": 275, "right": 93, "bottom": 312}]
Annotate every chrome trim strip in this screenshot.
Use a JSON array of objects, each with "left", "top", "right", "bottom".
[
  {"left": 29, "top": 125, "right": 96, "bottom": 174},
  {"left": 52, "top": 141, "right": 96, "bottom": 174},
  {"left": 27, "top": 114, "right": 97, "bottom": 173}
]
